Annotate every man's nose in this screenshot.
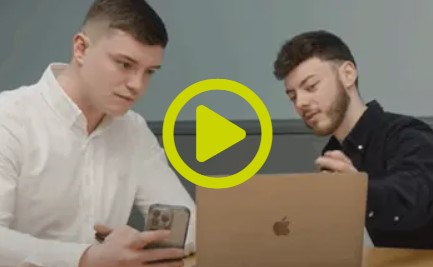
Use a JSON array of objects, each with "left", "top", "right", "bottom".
[
  {"left": 295, "top": 91, "right": 310, "bottom": 110},
  {"left": 127, "top": 73, "right": 149, "bottom": 96}
]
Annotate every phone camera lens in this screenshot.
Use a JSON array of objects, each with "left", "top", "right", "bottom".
[
  {"left": 152, "top": 209, "right": 161, "bottom": 217},
  {"left": 161, "top": 214, "right": 170, "bottom": 223}
]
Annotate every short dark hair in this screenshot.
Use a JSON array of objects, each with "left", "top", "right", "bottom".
[
  {"left": 82, "top": 0, "right": 168, "bottom": 47},
  {"left": 273, "top": 30, "right": 357, "bottom": 86}
]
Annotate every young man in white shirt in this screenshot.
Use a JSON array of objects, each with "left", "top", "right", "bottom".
[{"left": 0, "top": 0, "right": 195, "bottom": 266}]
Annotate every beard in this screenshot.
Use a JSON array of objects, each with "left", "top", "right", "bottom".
[{"left": 305, "top": 78, "right": 350, "bottom": 136}]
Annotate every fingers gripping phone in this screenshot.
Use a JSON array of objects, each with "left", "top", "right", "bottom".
[{"left": 144, "top": 204, "right": 191, "bottom": 249}]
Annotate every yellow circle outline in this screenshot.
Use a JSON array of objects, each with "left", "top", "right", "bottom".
[{"left": 162, "top": 79, "right": 273, "bottom": 189}]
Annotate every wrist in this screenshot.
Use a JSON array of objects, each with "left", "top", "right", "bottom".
[{"left": 78, "top": 244, "right": 99, "bottom": 267}]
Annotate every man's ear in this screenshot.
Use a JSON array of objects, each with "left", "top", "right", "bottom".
[
  {"left": 338, "top": 61, "right": 357, "bottom": 90},
  {"left": 72, "top": 32, "right": 91, "bottom": 66}
]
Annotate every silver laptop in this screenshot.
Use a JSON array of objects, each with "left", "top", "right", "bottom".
[{"left": 194, "top": 172, "right": 368, "bottom": 267}]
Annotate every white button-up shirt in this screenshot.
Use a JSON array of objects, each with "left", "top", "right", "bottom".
[{"left": 0, "top": 63, "right": 196, "bottom": 267}]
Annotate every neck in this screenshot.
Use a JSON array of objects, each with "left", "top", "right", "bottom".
[
  {"left": 333, "top": 95, "right": 367, "bottom": 142},
  {"left": 57, "top": 64, "right": 105, "bottom": 134}
]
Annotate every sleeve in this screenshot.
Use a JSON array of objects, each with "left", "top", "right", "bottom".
[
  {"left": 0, "top": 115, "right": 91, "bottom": 267},
  {"left": 1, "top": 227, "right": 91, "bottom": 267},
  {"left": 366, "top": 122, "right": 433, "bottom": 231},
  {"left": 133, "top": 117, "right": 196, "bottom": 255}
]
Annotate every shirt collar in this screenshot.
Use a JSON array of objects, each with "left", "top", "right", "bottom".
[
  {"left": 39, "top": 63, "right": 116, "bottom": 134},
  {"left": 39, "top": 63, "right": 83, "bottom": 129},
  {"left": 322, "top": 100, "right": 385, "bottom": 153}
]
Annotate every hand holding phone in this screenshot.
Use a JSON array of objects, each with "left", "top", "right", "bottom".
[
  {"left": 84, "top": 225, "right": 184, "bottom": 267},
  {"left": 144, "top": 203, "right": 191, "bottom": 249},
  {"left": 90, "top": 204, "right": 191, "bottom": 266},
  {"left": 94, "top": 204, "right": 191, "bottom": 249}
]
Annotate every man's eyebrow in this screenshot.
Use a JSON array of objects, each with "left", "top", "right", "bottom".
[
  {"left": 299, "top": 74, "right": 315, "bottom": 88},
  {"left": 115, "top": 53, "right": 139, "bottom": 65},
  {"left": 285, "top": 74, "right": 315, "bottom": 93},
  {"left": 285, "top": 88, "right": 294, "bottom": 94},
  {"left": 149, "top": 65, "right": 161, "bottom": 70},
  {"left": 112, "top": 54, "right": 162, "bottom": 70}
]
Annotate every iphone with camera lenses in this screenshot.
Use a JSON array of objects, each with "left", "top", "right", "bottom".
[{"left": 144, "top": 203, "right": 191, "bottom": 249}]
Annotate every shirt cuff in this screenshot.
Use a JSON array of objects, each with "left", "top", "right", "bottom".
[{"left": 184, "top": 222, "right": 196, "bottom": 256}]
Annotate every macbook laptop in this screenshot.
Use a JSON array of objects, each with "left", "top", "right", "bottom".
[{"left": 194, "top": 172, "right": 368, "bottom": 267}]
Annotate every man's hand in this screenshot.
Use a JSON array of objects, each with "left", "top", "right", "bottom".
[
  {"left": 79, "top": 225, "right": 185, "bottom": 267},
  {"left": 315, "top": 150, "right": 358, "bottom": 173}
]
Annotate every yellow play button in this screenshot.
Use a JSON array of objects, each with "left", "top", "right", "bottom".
[
  {"left": 196, "top": 105, "right": 246, "bottom": 162},
  {"left": 162, "top": 78, "right": 273, "bottom": 189}
]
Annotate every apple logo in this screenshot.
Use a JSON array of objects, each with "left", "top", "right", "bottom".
[{"left": 273, "top": 216, "right": 290, "bottom": 236}]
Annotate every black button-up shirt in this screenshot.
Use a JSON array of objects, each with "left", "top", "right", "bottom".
[{"left": 322, "top": 100, "right": 433, "bottom": 249}]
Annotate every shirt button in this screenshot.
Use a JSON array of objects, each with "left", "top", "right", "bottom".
[
  {"left": 358, "top": 145, "right": 363, "bottom": 150},
  {"left": 368, "top": 211, "right": 374, "bottom": 218},
  {"left": 394, "top": 216, "right": 400, "bottom": 222}
]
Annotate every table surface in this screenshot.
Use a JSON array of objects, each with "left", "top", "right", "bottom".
[
  {"left": 182, "top": 247, "right": 433, "bottom": 267},
  {"left": 361, "top": 247, "right": 433, "bottom": 267}
]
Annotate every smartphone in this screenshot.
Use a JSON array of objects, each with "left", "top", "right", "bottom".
[{"left": 144, "top": 203, "right": 191, "bottom": 249}]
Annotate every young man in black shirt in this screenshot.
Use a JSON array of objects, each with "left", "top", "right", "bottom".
[{"left": 273, "top": 30, "right": 433, "bottom": 249}]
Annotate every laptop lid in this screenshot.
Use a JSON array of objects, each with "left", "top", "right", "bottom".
[{"left": 195, "top": 172, "right": 368, "bottom": 267}]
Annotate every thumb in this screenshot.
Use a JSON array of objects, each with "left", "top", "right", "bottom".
[
  {"left": 94, "top": 224, "right": 113, "bottom": 236},
  {"left": 134, "top": 230, "right": 170, "bottom": 248}
]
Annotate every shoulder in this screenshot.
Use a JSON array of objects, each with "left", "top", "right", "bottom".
[
  {"left": 381, "top": 111, "right": 433, "bottom": 136},
  {"left": 0, "top": 85, "right": 40, "bottom": 127},
  {"left": 379, "top": 112, "right": 433, "bottom": 152},
  {"left": 0, "top": 85, "right": 41, "bottom": 153}
]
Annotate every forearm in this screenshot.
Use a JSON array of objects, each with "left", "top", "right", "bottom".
[{"left": 0, "top": 226, "right": 91, "bottom": 267}]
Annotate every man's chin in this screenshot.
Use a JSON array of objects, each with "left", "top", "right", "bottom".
[
  {"left": 106, "top": 107, "right": 130, "bottom": 117},
  {"left": 312, "top": 128, "right": 334, "bottom": 136},
  {"left": 305, "top": 122, "right": 334, "bottom": 136}
]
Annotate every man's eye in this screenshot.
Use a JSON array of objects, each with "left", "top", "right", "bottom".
[
  {"left": 287, "top": 92, "right": 296, "bottom": 101},
  {"left": 306, "top": 83, "right": 318, "bottom": 92},
  {"left": 122, "top": 62, "right": 131, "bottom": 69},
  {"left": 116, "top": 60, "right": 132, "bottom": 70}
]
